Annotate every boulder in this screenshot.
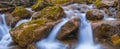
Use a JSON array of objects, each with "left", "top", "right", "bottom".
[
  {"left": 57, "top": 18, "right": 80, "bottom": 40},
  {"left": 5, "top": 6, "right": 32, "bottom": 27},
  {"left": 92, "top": 20, "right": 120, "bottom": 49},
  {"left": 12, "top": 6, "right": 32, "bottom": 19},
  {"left": 86, "top": 9, "right": 104, "bottom": 21},
  {"left": 94, "top": 0, "right": 118, "bottom": 8},
  {"left": 10, "top": 19, "right": 59, "bottom": 48},
  {"left": 31, "top": 0, "right": 47, "bottom": 11},
  {"left": 32, "top": 5, "right": 65, "bottom": 20},
  {"left": 57, "top": 18, "right": 80, "bottom": 48}
]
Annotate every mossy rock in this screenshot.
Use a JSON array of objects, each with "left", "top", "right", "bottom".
[
  {"left": 10, "top": 19, "right": 54, "bottom": 48},
  {"left": 33, "top": 5, "right": 65, "bottom": 20},
  {"left": 31, "top": 0, "right": 46, "bottom": 11},
  {"left": 94, "top": 0, "right": 118, "bottom": 8},
  {"left": 12, "top": 6, "right": 31, "bottom": 19},
  {"left": 111, "top": 34, "right": 120, "bottom": 45},
  {"left": 45, "top": 0, "right": 71, "bottom": 5},
  {"left": 94, "top": 0, "right": 107, "bottom": 8}
]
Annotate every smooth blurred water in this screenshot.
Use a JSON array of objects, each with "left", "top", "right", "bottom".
[
  {"left": 0, "top": 14, "right": 12, "bottom": 49},
  {"left": 36, "top": 18, "right": 69, "bottom": 49},
  {"left": 75, "top": 13, "right": 101, "bottom": 49}
]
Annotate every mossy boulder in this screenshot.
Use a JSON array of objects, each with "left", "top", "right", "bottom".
[
  {"left": 10, "top": 19, "right": 59, "bottom": 48},
  {"left": 12, "top": 6, "right": 31, "bottom": 19},
  {"left": 31, "top": 0, "right": 46, "bottom": 11},
  {"left": 32, "top": 5, "right": 65, "bottom": 20},
  {"left": 94, "top": 0, "right": 118, "bottom": 8},
  {"left": 86, "top": 9, "right": 104, "bottom": 21}
]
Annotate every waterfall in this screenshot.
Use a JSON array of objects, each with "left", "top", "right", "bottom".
[
  {"left": 75, "top": 13, "right": 101, "bottom": 49},
  {"left": 0, "top": 14, "right": 12, "bottom": 49},
  {"left": 36, "top": 18, "right": 69, "bottom": 49}
]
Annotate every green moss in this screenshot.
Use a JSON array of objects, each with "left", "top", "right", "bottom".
[
  {"left": 11, "top": 19, "right": 47, "bottom": 47},
  {"left": 94, "top": 0, "right": 105, "bottom": 8},
  {"left": 36, "top": 5, "right": 64, "bottom": 20},
  {"left": 31, "top": 0, "right": 44, "bottom": 10},
  {"left": 55, "top": 0, "right": 69, "bottom": 4},
  {"left": 12, "top": 6, "right": 30, "bottom": 18}
]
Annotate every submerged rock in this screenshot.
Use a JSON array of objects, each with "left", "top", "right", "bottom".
[
  {"left": 86, "top": 9, "right": 104, "bottom": 21},
  {"left": 32, "top": 5, "right": 65, "bottom": 20}
]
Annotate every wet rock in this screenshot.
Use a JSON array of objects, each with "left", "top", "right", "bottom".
[
  {"left": 5, "top": 13, "right": 17, "bottom": 27},
  {"left": 57, "top": 18, "right": 80, "bottom": 40},
  {"left": 86, "top": 9, "right": 104, "bottom": 21},
  {"left": 12, "top": 6, "right": 32, "bottom": 19},
  {"left": 31, "top": 0, "right": 47, "bottom": 11},
  {"left": 5, "top": 7, "right": 32, "bottom": 27},
  {"left": 32, "top": 5, "right": 65, "bottom": 20},
  {"left": 57, "top": 18, "right": 80, "bottom": 48},
  {"left": 10, "top": 19, "right": 59, "bottom": 48},
  {"left": 94, "top": 0, "right": 118, "bottom": 8},
  {"left": 92, "top": 20, "right": 120, "bottom": 49}
]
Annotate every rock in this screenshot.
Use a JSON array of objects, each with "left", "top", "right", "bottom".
[
  {"left": 0, "top": 7, "right": 15, "bottom": 13},
  {"left": 0, "top": 0, "right": 36, "bottom": 7},
  {"left": 32, "top": 5, "right": 65, "bottom": 20},
  {"left": 86, "top": 9, "right": 104, "bottom": 21},
  {"left": 57, "top": 18, "right": 80, "bottom": 48},
  {"left": 31, "top": 0, "right": 47, "bottom": 11},
  {"left": 5, "top": 13, "right": 18, "bottom": 27},
  {"left": 94, "top": 0, "right": 118, "bottom": 8},
  {"left": 57, "top": 18, "right": 80, "bottom": 40},
  {"left": 10, "top": 19, "right": 59, "bottom": 48},
  {"left": 5, "top": 7, "right": 32, "bottom": 27},
  {"left": 26, "top": 43, "right": 37, "bottom": 49},
  {"left": 12, "top": 6, "right": 32, "bottom": 19},
  {"left": 92, "top": 20, "right": 120, "bottom": 49}
]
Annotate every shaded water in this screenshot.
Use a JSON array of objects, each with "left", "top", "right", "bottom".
[{"left": 0, "top": 14, "right": 12, "bottom": 49}]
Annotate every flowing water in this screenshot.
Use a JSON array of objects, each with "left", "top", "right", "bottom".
[
  {"left": 0, "top": 14, "right": 12, "bottom": 49},
  {"left": 36, "top": 18, "right": 69, "bottom": 49},
  {"left": 0, "top": 4, "right": 110, "bottom": 49},
  {"left": 75, "top": 13, "right": 101, "bottom": 49}
]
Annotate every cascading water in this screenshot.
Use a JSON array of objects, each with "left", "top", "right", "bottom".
[
  {"left": 0, "top": 14, "right": 12, "bottom": 49},
  {"left": 75, "top": 13, "right": 101, "bottom": 49},
  {"left": 36, "top": 18, "right": 69, "bottom": 49}
]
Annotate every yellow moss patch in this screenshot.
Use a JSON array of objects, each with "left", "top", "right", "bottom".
[
  {"left": 31, "top": 0, "right": 44, "bottom": 10},
  {"left": 12, "top": 6, "right": 30, "bottom": 18},
  {"left": 35, "top": 5, "right": 65, "bottom": 20},
  {"left": 94, "top": 0, "right": 106, "bottom": 8},
  {"left": 111, "top": 34, "right": 120, "bottom": 45}
]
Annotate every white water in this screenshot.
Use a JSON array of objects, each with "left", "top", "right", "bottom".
[
  {"left": 75, "top": 13, "right": 101, "bottom": 49},
  {"left": 0, "top": 14, "right": 12, "bottom": 49},
  {"left": 36, "top": 18, "right": 69, "bottom": 49}
]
